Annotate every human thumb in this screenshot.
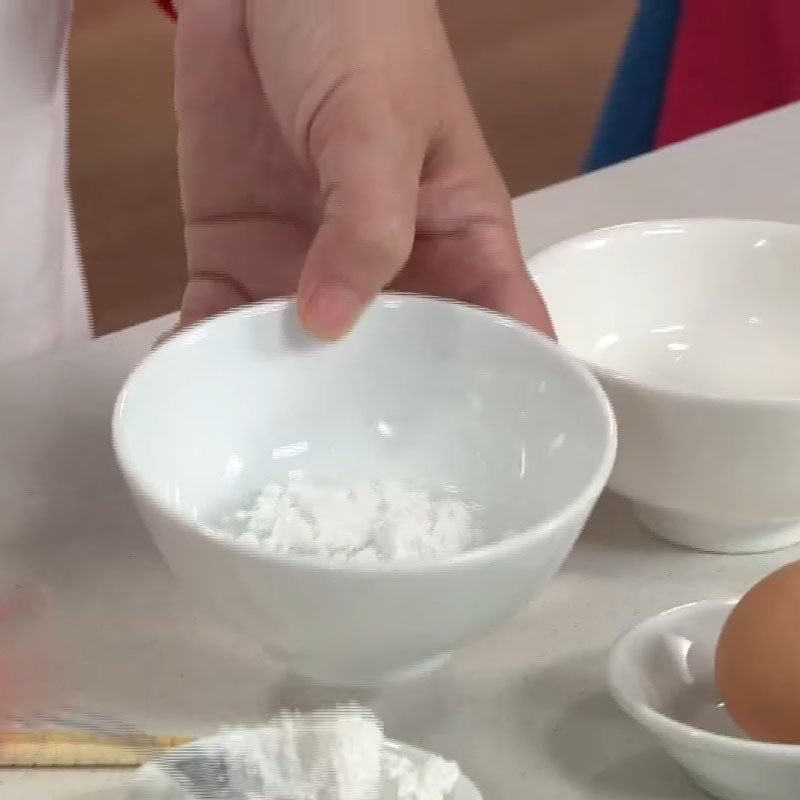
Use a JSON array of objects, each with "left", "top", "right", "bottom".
[{"left": 296, "top": 92, "right": 422, "bottom": 339}]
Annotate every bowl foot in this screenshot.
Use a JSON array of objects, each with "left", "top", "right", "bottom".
[
  {"left": 291, "top": 653, "right": 452, "bottom": 689},
  {"left": 632, "top": 503, "right": 800, "bottom": 554}
]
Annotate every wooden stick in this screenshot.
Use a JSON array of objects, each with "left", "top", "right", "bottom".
[{"left": 0, "top": 731, "right": 192, "bottom": 768}]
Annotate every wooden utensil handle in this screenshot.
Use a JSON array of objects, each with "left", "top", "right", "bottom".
[{"left": 0, "top": 731, "right": 192, "bottom": 767}]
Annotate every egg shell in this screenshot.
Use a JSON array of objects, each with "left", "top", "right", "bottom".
[{"left": 715, "top": 559, "right": 800, "bottom": 744}]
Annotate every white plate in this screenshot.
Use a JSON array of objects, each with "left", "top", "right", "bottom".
[
  {"left": 127, "top": 737, "right": 482, "bottom": 800},
  {"left": 609, "top": 599, "right": 800, "bottom": 800},
  {"left": 386, "top": 741, "right": 482, "bottom": 800}
]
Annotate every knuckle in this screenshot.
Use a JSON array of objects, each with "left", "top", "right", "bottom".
[{"left": 347, "top": 210, "right": 413, "bottom": 265}]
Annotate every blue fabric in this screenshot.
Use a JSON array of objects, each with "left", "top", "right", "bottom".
[{"left": 584, "top": 0, "right": 682, "bottom": 172}]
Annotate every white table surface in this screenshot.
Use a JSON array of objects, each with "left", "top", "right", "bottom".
[{"left": 3, "top": 104, "right": 800, "bottom": 799}]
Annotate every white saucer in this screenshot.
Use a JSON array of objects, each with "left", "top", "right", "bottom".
[
  {"left": 127, "top": 737, "right": 481, "bottom": 800},
  {"left": 609, "top": 599, "right": 800, "bottom": 800},
  {"left": 386, "top": 741, "right": 482, "bottom": 800}
]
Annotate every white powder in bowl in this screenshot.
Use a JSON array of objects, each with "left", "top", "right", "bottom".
[
  {"left": 130, "top": 706, "right": 460, "bottom": 800},
  {"left": 225, "top": 480, "right": 482, "bottom": 562}
]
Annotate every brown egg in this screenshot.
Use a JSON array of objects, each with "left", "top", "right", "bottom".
[{"left": 716, "top": 559, "right": 800, "bottom": 744}]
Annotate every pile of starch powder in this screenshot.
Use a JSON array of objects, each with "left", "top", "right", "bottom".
[
  {"left": 228, "top": 480, "right": 481, "bottom": 562},
  {"left": 131, "top": 706, "right": 460, "bottom": 800}
]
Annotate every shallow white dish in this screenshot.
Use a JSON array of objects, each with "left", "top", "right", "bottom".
[
  {"left": 530, "top": 219, "right": 800, "bottom": 553},
  {"left": 609, "top": 599, "right": 800, "bottom": 800},
  {"left": 128, "top": 738, "right": 482, "bottom": 800},
  {"left": 385, "top": 742, "right": 482, "bottom": 800},
  {"left": 113, "top": 295, "right": 616, "bottom": 686}
]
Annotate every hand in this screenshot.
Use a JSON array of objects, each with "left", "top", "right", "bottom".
[{"left": 174, "top": 0, "right": 553, "bottom": 339}]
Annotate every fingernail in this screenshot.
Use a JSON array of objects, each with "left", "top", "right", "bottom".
[{"left": 302, "top": 283, "right": 361, "bottom": 340}]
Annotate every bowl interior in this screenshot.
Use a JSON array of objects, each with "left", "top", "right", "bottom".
[
  {"left": 114, "top": 297, "right": 613, "bottom": 546},
  {"left": 531, "top": 220, "right": 800, "bottom": 397},
  {"left": 611, "top": 600, "right": 745, "bottom": 737}
]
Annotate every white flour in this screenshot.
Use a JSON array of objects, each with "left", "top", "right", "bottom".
[
  {"left": 227, "top": 480, "right": 480, "bottom": 562},
  {"left": 131, "top": 707, "right": 460, "bottom": 800}
]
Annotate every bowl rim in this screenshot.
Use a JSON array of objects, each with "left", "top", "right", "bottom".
[
  {"left": 112, "top": 293, "right": 618, "bottom": 575},
  {"left": 527, "top": 217, "right": 800, "bottom": 410},
  {"left": 608, "top": 598, "right": 800, "bottom": 761}
]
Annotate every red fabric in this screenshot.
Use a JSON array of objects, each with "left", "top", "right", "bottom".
[
  {"left": 153, "top": 0, "right": 177, "bottom": 20},
  {"left": 656, "top": 0, "right": 800, "bottom": 147}
]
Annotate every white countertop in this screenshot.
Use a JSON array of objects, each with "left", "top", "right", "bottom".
[{"left": 3, "top": 104, "right": 800, "bottom": 799}]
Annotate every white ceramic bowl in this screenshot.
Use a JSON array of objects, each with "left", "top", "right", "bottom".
[
  {"left": 113, "top": 295, "right": 616, "bottom": 686},
  {"left": 609, "top": 599, "right": 800, "bottom": 800},
  {"left": 529, "top": 219, "right": 800, "bottom": 554}
]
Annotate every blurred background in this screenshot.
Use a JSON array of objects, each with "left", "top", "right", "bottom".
[{"left": 70, "top": 0, "right": 635, "bottom": 335}]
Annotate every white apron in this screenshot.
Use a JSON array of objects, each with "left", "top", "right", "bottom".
[{"left": 0, "top": 0, "right": 91, "bottom": 366}]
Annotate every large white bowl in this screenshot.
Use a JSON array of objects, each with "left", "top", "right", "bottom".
[
  {"left": 113, "top": 295, "right": 616, "bottom": 686},
  {"left": 530, "top": 219, "right": 800, "bottom": 554},
  {"left": 609, "top": 600, "right": 800, "bottom": 800}
]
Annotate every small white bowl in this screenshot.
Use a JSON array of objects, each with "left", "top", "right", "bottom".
[
  {"left": 609, "top": 599, "right": 800, "bottom": 800},
  {"left": 529, "top": 219, "right": 800, "bottom": 553},
  {"left": 113, "top": 295, "right": 615, "bottom": 686}
]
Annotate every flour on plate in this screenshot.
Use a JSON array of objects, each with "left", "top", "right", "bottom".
[
  {"left": 130, "top": 706, "right": 460, "bottom": 800},
  {"left": 225, "top": 480, "right": 481, "bottom": 562}
]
